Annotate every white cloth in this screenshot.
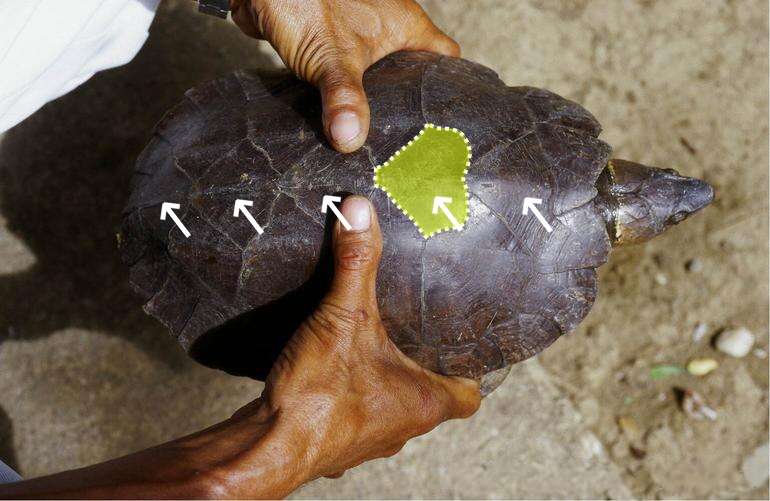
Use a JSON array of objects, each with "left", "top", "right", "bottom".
[{"left": 0, "top": 0, "right": 160, "bottom": 133}]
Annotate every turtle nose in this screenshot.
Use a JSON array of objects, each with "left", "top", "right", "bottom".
[
  {"left": 668, "top": 176, "right": 714, "bottom": 223},
  {"left": 679, "top": 177, "right": 714, "bottom": 214}
]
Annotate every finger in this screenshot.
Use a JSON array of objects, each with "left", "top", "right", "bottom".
[
  {"left": 230, "top": 0, "right": 261, "bottom": 39},
  {"left": 405, "top": 15, "right": 461, "bottom": 57},
  {"left": 317, "top": 65, "right": 371, "bottom": 153},
  {"left": 325, "top": 196, "right": 382, "bottom": 313},
  {"left": 430, "top": 374, "right": 481, "bottom": 420}
]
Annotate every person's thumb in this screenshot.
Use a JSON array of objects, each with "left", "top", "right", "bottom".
[
  {"left": 324, "top": 196, "right": 382, "bottom": 314},
  {"left": 317, "top": 65, "right": 370, "bottom": 153}
]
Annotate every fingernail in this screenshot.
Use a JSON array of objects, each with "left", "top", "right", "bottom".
[
  {"left": 330, "top": 112, "right": 361, "bottom": 146},
  {"left": 342, "top": 197, "right": 371, "bottom": 231}
]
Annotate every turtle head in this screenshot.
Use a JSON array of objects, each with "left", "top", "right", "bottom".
[{"left": 596, "top": 159, "right": 714, "bottom": 246}]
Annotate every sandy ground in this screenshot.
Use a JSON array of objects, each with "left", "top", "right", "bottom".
[{"left": 0, "top": 0, "right": 767, "bottom": 498}]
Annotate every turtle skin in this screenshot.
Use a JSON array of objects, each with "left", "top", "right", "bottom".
[{"left": 120, "top": 51, "right": 612, "bottom": 390}]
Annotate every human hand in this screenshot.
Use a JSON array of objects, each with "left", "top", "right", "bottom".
[
  {"left": 0, "top": 197, "right": 478, "bottom": 500},
  {"left": 230, "top": 0, "right": 460, "bottom": 153},
  {"left": 227, "top": 196, "right": 481, "bottom": 495}
]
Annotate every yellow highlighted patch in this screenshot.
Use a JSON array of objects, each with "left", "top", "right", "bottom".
[{"left": 373, "top": 124, "right": 472, "bottom": 238}]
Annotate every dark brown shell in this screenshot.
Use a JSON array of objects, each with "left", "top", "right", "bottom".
[{"left": 120, "top": 51, "right": 612, "bottom": 383}]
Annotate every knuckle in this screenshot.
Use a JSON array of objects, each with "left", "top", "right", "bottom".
[
  {"left": 336, "top": 240, "right": 375, "bottom": 271},
  {"left": 320, "top": 72, "right": 365, "bottom": 107},
  {"left": 320, "top": 66, "right": 354, "bottom": 88}
]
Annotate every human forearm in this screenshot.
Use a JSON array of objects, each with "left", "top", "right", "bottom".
[{"left": 0, "top": 404, "right": 305, "bottom": 499}]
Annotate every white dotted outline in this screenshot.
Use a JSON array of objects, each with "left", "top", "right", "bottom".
[{"left": 372, "top": 123, "right": 472, "bottom": 239}]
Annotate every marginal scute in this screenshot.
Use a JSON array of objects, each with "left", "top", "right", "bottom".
[
  {"left": 519, "top": 86, "right": 603, "bottom": 137},
  {"left": 143, "top": 264, "right": 203, "bottom": 340},
  {"left": 125, "top": 139, "right": 190, "bottom": 214},
  {"left": 121, "top": 52, "right": 612, "bottom": 386},
  {"left": 538, "top": 202, "right": 612, "bottom": 273}
]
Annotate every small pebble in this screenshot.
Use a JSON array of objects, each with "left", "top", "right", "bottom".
[
  {"left": 742, "top": 442, "right": 769, "bottom": 488},
  {"left": 715, "top": 327, "right": 755, "bottom": 358},
  {"left": 680, "top": 388, "right": 717, "bottom": 421},
  {"left": 753, "top": 348, "right": 767, "bottom": 359},
  {"left": 578, "top": 434, "right": 604, "bottom": 460},
  {"left": 686, "top": 358, "right": 718, "bottom": 376},
  {"left": 692, "top": 322, "right": 709, "bottom": 343},
  {"left": 685, "top": 258, "right": 703, "bottom": 273},
  {"left": 654, "top": 273, "right": 668, "bottom": 285}
]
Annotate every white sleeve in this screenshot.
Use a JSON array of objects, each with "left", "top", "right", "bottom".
[{"left": 0, "top": 0, "right": 161, "bottom": 133}]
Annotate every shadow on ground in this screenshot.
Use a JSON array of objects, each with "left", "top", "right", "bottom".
[{"left": 0, "top": 2, "right": 278, "bottom": 401}]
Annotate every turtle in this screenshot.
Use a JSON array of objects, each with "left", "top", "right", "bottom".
[{"left": 119, "top": 51, "right": 713, "bottom": 393}]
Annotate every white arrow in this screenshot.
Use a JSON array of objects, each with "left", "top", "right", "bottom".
[
  {"left": 160, "top": 202, "right": 191, "bottom": 238},
  {"left": 321, "top": 195, "right": 351, "bottom": 231},
  {"left": 233, "top": 199, "right": 264, "bottom": 235},
  {"left": 521, "top": 197, "right": 553, "bottom": 233},
  {"left": 432, "top": 196, "right": 463, "bottom": 230}
]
